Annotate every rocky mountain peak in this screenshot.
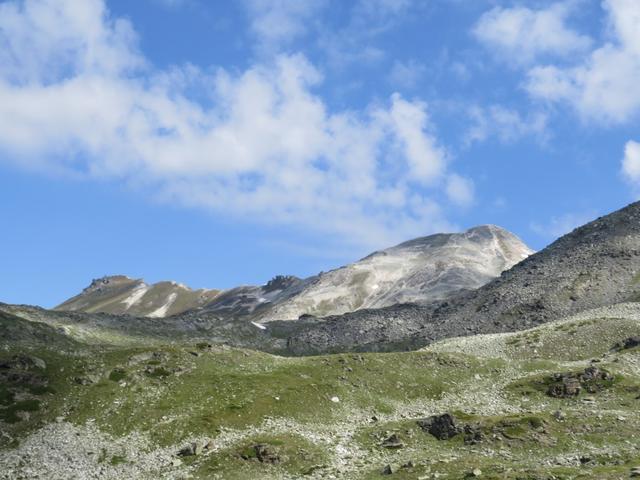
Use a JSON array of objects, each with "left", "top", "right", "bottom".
[
  {"left": 82, "top": 275, "right": 140, "bottom": 294},
  {"left": 263, "top": 275, "right": 302, "bottom": 293}
]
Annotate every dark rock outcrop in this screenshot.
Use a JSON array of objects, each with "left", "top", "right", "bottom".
[
  {"left": 417, "top": 413, "right": 461, "bottom": 440},
  {"left": 547, "top": 367, "right": 613, "bottom": 398}
]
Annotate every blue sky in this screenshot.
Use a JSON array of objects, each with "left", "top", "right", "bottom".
[{"left": 1, "top": 0, "right": 639, "bottom": 307}]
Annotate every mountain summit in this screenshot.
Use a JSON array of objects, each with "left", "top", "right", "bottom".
[
  {"left": 252, "top": 225, "right": 532, "bottom": 322},
  {"left": 55, "top": 225, "right": 532, "bottom": 320},
  {"left": 286, "top": 201, "right": 640, "bottom": 353}
]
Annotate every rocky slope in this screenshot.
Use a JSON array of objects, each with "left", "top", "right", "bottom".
[
  {"left": 286, "top": 201, "right": 640, "bottom": 354},
  {"left": 56, "top": 225, "right": 532, "bottom": 322}
]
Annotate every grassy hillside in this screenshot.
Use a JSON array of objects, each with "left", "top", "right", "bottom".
[{"left": 1, "top": 306, "right": 640, "bottom": 479}]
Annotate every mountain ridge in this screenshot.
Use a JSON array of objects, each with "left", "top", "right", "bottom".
[
  {"left": 6, "top": 201, "right": 640, "bottom": 358},
  {"left": 55, "top": 224, "right": 533, "bottom": 322}
]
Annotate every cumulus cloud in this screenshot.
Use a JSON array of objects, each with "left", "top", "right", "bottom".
[
  {"left": 465, "top": 105, "right": 548, "bottom": 145},
  {"left": 473, "top": 2, "right": 591, "bottom": 64},
  {"left": 0, "top": 0, "right": 471, "bottom": 249},
  {"left": 525, "top": 0, "right": 640, "bottom": 124},
  {"left": 445, "top": 174, "right": 474, "bottom": 208},
  {"left": 622, "top": 140, "right": 640, "bottom": 184},
  {"left": 388, "top": 59, "right": 425, "bottom": 89},
  {"left": 244, "top": 0, "right": 327, "bottom": 51}
]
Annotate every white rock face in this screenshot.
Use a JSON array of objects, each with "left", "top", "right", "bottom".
[
  {"left": 56, "top": 225, "right": 532, "bottom": 320},
  {"left": 254, "top": 225, "right": 533, "bottom": 322},
  {"left": 147, "top": 292, "right": 178, "bottom": 318}
]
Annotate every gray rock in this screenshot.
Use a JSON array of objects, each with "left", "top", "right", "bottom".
[
  {"left": 618, "top": 336, "right": 640, "bottom": 350},
  {"left": 417, "top": 413, "right": 461, "bottom": 440},
  {"left": 548, "top": 376, "right": 581, "bottom": 398},
  {"left": 177, "top": 442, "right": 202, "bottom": 457},
  {"left": 252, "top": 444, "right": 280, "bottom": 464},
  {"left": 381, "top": 434, "right": 404, "bottom": 449}
]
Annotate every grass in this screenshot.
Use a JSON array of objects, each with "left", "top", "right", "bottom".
[
  {"left": 195, "top": 433, "right": 329, "bottom": 479},
  {"left": 1, "top": 311, "right": 640, "bottom": 478},
  {"left": 1, "top": 399, "right": 41, "bottom": 423},
  {"left": 108, "top": 368, "right": 127, "bottom": 382}
]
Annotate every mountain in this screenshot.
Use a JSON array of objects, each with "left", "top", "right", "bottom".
[
  {"left": 55, "top": 276, "right": 220, "bottom": 318},
  {"left": 252, "top": 225, "right": 532, "bottom": 322},
  {"left": 55, "top": 225, "right": 533, "bottom": 321},
  {"left": 286, "top": 201, "right": 640, "bottom": 354}
]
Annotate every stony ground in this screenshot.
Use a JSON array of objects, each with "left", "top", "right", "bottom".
[{"left": 2, "top": 304, "right": 640, "bottom": 479}]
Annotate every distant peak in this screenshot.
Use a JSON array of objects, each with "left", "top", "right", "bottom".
[
  {"left": 465, "top": 224, "right": 508, "bottom": 239},
  {"left": 465, "top": 224, "right": 503, "bottom": 234},
  {"left": 82, "top": 275, "right": 141, "bottom": 293}
]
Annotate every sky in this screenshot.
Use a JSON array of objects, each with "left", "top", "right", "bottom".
[{"left": 1, "top": 0, "right": 639, "bottom": 307}]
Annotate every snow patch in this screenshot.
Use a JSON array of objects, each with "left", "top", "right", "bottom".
[{"left": 251, "top": 321, "right": 267, "bottom": 330}]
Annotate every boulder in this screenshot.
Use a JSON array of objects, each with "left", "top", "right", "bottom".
[
  {"left": 178, "top": 442, "right": 202, "bottom": 457},
  {"left": 463, "top": 425, "right": 484, "bottom": 445},
  {"left": 381, "top": 434, "right": 404, "bottom": 449},
  {"left": 30, "top": 356, "right": 46, "bottom": 370},
  {"left": 253, "top": 444, "right": 280, "bottom": 464},
  {"left": 579, "top": 366, "right": 612, "bottom": 382},
  {"left": 548, "top": 366, "right": 614, "bottom": 397},
  {"left": 616, "top": 336, "right": 640, "bottom": 350},
  {"left": 547, "top": 376, "right": 581, "bottom": 398},
  {"left": 73, "top": 376, "right": 95, "bottom": 386},
  {"left": 417, "top": 413, "right": 461, "bottom": 440}
]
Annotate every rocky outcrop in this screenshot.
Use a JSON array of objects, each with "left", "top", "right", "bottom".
[
  {"left": 417, "top": 413, "right": 461, "bottom": 440},
  {"left": 547, "top": 367, "right": 614, "bottom": 398}
]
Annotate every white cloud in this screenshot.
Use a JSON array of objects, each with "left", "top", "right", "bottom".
[
  {"left": 622, "top": 140, "right": 640, "bottom": 183},
  {"left": 530, "top": 211, "right": 596, "bottom": 239},
  {"left": 0, "top": 0, "right": 142, "bottom": 83},
  {"left": 244, "top": 0, "right": 326, "bottom": 51},
  {"left": 473, "top": 2, "right": 591, "bottom": 64},
  {"left": 388, "top": 59, "right": 425, "bottom": 89},
  {"left": 317, "top": 0, "right": 413, "bottom": 69},
  {"left": 384, "top": 93, "right": 446, "bottom": 184},
  {"left": 446, "top": 174, "right": 474, "bottom": 208},
  {"left": 525, "top": 0, "right": 640, "bottom": 124},
  {"left": 465, "top": 105, "right": 548, "bottom": 145},
  {"left": 0, "top": 0, "right": 471, "bottom": 250},
  {"left": 354, "top": 0, "right": 411, "bottom": 21}
]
